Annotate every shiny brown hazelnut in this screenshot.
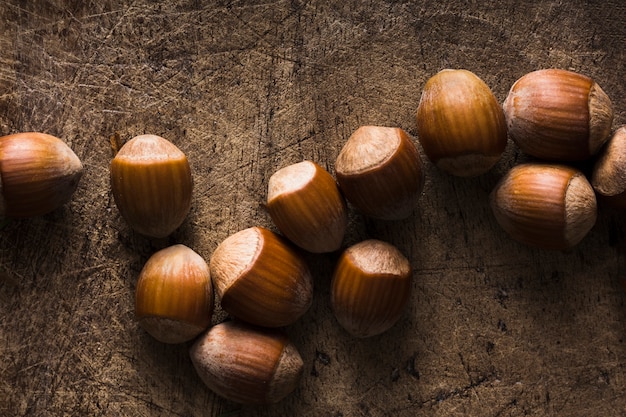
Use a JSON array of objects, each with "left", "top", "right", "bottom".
[
  {"left": 267, "top": 160, "right": 347, "bottom": 253},
  {"left": 335, "top": 125, "right": 425, "bottom": 220},
  {"left": 209, "top": 227, "right": 313, "bottom": 327},
  {"left": 189, "top": 320, "right": 304, "bottom": 405},
  {"left": 331, "top": 239, "right": 412, "bottom": 338},
  {"left": 110, "top": 134, "right": 192, "bottom": 238},
  {"left": 416, "top": 69, "right": 508, "bottom": 177},
  {"left": 503, "top": 68, "right": 614, "bottom": 161},
  {"left": 135, "top": 244, "right": 213, "bottom": 344},
  {"left": 0, "top": 132, "right": 83, "bottom": 217},
  {"left": 490, "top": 163, "right": 597, "bottom": 250}
]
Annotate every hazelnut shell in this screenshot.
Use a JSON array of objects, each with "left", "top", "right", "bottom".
[
  {"left": 591, "top": 126, "right": 626, "bottom": 208},
  {"left": 490, "top": 163, "right": 597, "bottom": 250},
  {"left": 135, "top": 244, "right": 213, "bottom": 344},
  {"left": 503, "top": 68, "right": 613, "bottom": 161},
  {"left": 331, "top": 239, "right": 412, "bottom": 338},
  {"left": 110, "top": 134, "right": 193, "bottom": 238},
  {"left": 189, "top": 320, "right": 304, "bottom": 405},
  {"left": 210, "top": 227, "right": 313, "bottom": 327},
  {"left": 267, "top": 160, "right": 347, "bottom": 253},
  {"left": 335, "top": 125, "right": 424, "bottom": 220},
  {"left": 0, "top": 132, "right": 83, "bottom": 218},
  {"left": 416, "top": 69, "right": 507, "bottom": 177}
]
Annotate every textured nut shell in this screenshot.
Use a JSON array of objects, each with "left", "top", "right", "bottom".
[
  {"left": 503, "top": 69, "right": 613, "bottom": 161},
  {"left": 331, "top": 239, "right": 412, "bottom": 338},
  {"left": 591, "top": 126, "right": 626, "bottom": 207},
  {"left": 110, "top": 134, "right": 192, "bottom": 238},
  {"left": 336, "top": 126, "right": 399, "bottom": 175},
  {"left": 135, "top": 244, "right": 213, "bottom": 344},
  {"left": 490, "top": 164, "right": 597, "bottom": 249},
  {"left": 0, "top": 132, "right": 83, "bottom": 217},
  {"left": 209, "top": 227, "right": 313, "bottom": 327},
  {"left": 189, "top": 321, "right": 304, "bottom": 405},
  {"left": 138, "top": 317, "right": 207, "bottom": 345},
  {"left": 588, "top": 83, "right": 615, "bottom": 151},
  {"left": 416, "top": 69, "right": 507, "bottom": 177},
  {"left": 335, "top": 126, "right": 424, "bottom": 220},
  {"left": 267, "top": 161, "right": 347, "bottom": 253}
]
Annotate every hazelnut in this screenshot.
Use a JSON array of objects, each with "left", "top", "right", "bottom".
[
  {"left": 331, "top": 239, "right": 412, "bottom": 338},
  {"left": 110, "top": 134, "right": 192, "bottom": 238},
  {"left": 591, "top": 126, "right": 626, "bottom": 208},
  {"left": 335, "top": 125, "right": 425, "bottom": 220},
  {"left": 416, "top": 69, "right": 507, "bottom": 176},
  {"left": 503, "top": 68, "right": 614, "bottom": 161},
  {"left": 189, "top": 320, "right": 304, "bottom": 405},
  {"left": 209, "top": 227, "right": 313, "bottom": 327},
  {"left": 0, "top": 132, "right": 83, "bottom": 217},
  {"left": 267, "top": 160, "right": 347, "bottom": 253},
  {"left": 135, "top": 244, "right": 213, "bottom": 344},
  {"left": 490, "top": 163, "right": 597, "bottom": 250}
]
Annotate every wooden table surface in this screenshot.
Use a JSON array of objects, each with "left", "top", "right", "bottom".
[{"left": 1, "top": 1, "right": 625, "bottom": 416}]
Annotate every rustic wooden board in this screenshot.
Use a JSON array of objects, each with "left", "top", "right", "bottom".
[{"left": 0, "top": 1, "right": 625, "bottom": 416}]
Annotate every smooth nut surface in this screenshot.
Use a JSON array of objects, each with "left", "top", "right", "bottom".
[
  {"left": 189, "top": 320, "right": 304, "bottom": 405},
  {"left": 135, "top": 244, "right": 213, "bottom": 344},
  {"left": 503, "top": 68, "right": 614, "bottom": 161},
  {"left": 591, "top": 126, "right": 626, "bottom": 208},
  {"left": 0, "top": 132, "right": 83, "bottom": 218},
  {"left": 416, "top": 69, "right": 507, "bottom": 177},
  {"left": 267, "top": 160, "right": 347, "bottom": 253},
  {"left": 490, "top": 163, "right": 597, "bottom": 250},
  {"left": 210, "top": 227, "right": 313, "bottom": 327},
  {"left": 110, "top": 134, "right": 192, "bottom": 238},
  {"left": 335, "top": 125, "right": 424, "bottom": 220},
  {"left": 331, "top": 239, "right": 412, "bottom": 338}
]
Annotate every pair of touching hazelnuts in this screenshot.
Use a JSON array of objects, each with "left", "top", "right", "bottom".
[{"left": 1, "top": 66, "right": 622, "bottom": 405}]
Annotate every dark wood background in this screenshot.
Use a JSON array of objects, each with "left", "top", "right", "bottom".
[{"left": 0, "top": 1, "right": 625, "bottom": 416}]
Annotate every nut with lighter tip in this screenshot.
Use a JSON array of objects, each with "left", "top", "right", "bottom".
[
  {"left": 189, "top": 320, "right": 304, "bottom": 405},
  {"left": 591, "top": 126, "right": 626, "bottom": 208},
  {"left": 503, "top": 68, "right": 614, "bottom": 161},
  {"left": 0, "top": 132, "right": 83, "bottom": 218},
  {"left": 135, "top": 244, "right": 213, "bottom": 344},
  {"left": 490, "top": 163, "right": 597, "bottom": 250},
  {"left": 267, "top": 160, "right": 347, "bottom": 253},
  {"left": 209, "top": 226, "right": 313, "bottom": 328},
  {"left": 331, "top": 239, "right": 412, "bottom": 338},
  {"left": 416, "top": 69, "right": 508, "bottom": 177},
  {"left": 335, "top": 125, "right": 425, "bottom": 220},
  {"left": 110, "top": 134, "right": 193, "bottom": 239}
]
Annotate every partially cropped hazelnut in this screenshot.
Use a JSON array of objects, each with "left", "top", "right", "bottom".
[
  {"left": 591, "top": 126, "right": 626, "bottom": 208},
  {"left": 0, "top": 132, "right": 83, "bottom": 218}
]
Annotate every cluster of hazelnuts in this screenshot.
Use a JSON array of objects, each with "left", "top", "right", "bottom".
[
  {"left": 0, "top": 67, "right": 622, "bottom": 405},
  {"left": 111, "top": 132, "right": 417, "bottom": 405}
]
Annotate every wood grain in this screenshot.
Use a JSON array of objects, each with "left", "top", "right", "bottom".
[{"left": 0, "top": 1, "right": 625, "bottom": 416}]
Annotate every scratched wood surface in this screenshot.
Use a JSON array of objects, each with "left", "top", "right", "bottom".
[{"left": 0, "top": 1, "right": 625, "bottom": 416}]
